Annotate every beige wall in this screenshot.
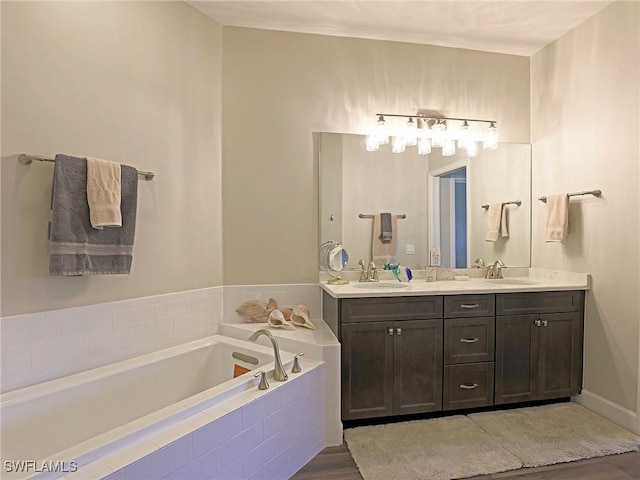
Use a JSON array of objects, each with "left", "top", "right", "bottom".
[
  {"left": 222, "top": 27, "right": 530, "bottom": 285},
  {"left": 531, "top": 1, "right": 640, "bottom": 424},
  {"left": 0, "top": 1, "right": 223, "bottom": 315}
]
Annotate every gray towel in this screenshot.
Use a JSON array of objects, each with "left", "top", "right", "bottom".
[
  {"left": 49, "top": 154, "right": 138, "bottom": 275},
  {"left": 379, "top": 212, "right": 393, "bottom": 244}
]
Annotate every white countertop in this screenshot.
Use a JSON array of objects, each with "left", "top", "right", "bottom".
[{"left": 320, "top": 269, "right": 590, "bottom": 299}]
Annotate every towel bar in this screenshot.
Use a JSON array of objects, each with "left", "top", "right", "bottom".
[
  {"left": 538, "top": 190, "right": 601, "bottom": 202},
  {"left": 359, "top": 213, "right": 406, "bottom": 219},
  {"left": 19, "top": 154, "right": 155, "bottom": 181},
  {"left": 481, "top": 200, "right": 521, "bottom": 210}
]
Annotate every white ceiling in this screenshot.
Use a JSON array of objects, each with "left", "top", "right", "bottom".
[{"left": 186, "top": 1, "right": 613, "bottom": 56}]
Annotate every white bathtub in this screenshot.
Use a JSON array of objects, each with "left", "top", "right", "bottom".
[{"left": 1, "top": 335, "right": 298, "bottom": 479}]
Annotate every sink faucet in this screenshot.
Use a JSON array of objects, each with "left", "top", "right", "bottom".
[
  {"left": 358, "top": 259, "right": 367, "bottom": 282},
  {"left": 486, "top": 260, "right": 506, "bottom": 279},
  {"left": 248, "top": 329, "right": 288, "bottom": 381},
  {"left": 472, "top": 258, "right": 485, "bottom": 268},
  {"left": 367, "top": 261, "right": 379, "bottom": 282}
]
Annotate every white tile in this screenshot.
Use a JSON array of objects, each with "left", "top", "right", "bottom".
[
  {"left": 155, "top": 300, "right": 191, "bottom": 322},
  {"left": 88, "top": 327, "right": 137, "bottom": 356},
  {"left": 190, "top": 295, "right": 219, "bottom": 315},
  {"left": 102, "top": 440, "right": 157, "bottom": 473},
  {"left": 61, "top": 352, "right": 113, "bottom": 377},
  {"left": 0, "top": 347, "right": 30, "bottom": 377},
  {"left": 1, "top": 313, "right": 60, "bottom": 351},
  {"left": 101, "top": 469, "right": 125, "bottom": 480},
  {"left": 163, "top": 447, "right": 219, "bottom": 480},
  {"left": 112, "top": 306, "right": 154, "bottom": 329},
  {"left": 192, "top": 410, "right": 243, "bottom": 458},
  {"left": 30, "top": 337, "right": 89, "bottom": 369},
  {"left": 246, "top": 444, "right": 293, "bottom": 480},
  {"left": 124, "top": 436, "right": 192, "bottom": 480},
  {"left": 146, "top": 422, "right": 197, "bottom": 449},
  {"left": 107, "top": 298, "right": 139, "bottom": 312},
  {"left": 0, "top": 364, "right": 61, "bottom": 393},
  {"left": 263, "top": 400, "right": 298, "bottom": 438},
  {"left": 209, "top": 458, "right": 243, "bottom": 480},
  {"left": 155, "top": 328, "right": 210, "bottom": 351},
  {"left": 219, "top": 423, "right": 263, "bottom": 469},
  {"left": 174, "top": 313, "right": 213, "bottom": 335},
  {"left": 243, "top": 435, "right": 282, "bottom": 478},
  {"left": 241, "top": 390, "right": 282, "bottom": 429},
  {"left": 135, "top": 319, "right": 174, "bottom": 343},
  {"left": 113, "top": 341, "right": 155, "bottom": 363},
  {"left": 64, "top": 459, "right": 113, "bottom": 479},
  {"left": 61, "top": 305, "right": 112, "bottom": 339}
]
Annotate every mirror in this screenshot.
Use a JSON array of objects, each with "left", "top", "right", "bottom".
[
  {"left": 319, "top": 240, "right": 350, "bottom": 284},
  {"left": 318, "top": 132, "right": 531, "bottom": 272}
]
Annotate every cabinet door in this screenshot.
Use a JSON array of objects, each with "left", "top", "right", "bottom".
[
  {"left": 495, "top": 315, "right": 539, "bottom": 405},
  {"left": 538, "top": 312, "right": 584, "bottom": 399},
  {"left": 393, "top": 319, "right": 443, "bottom": 415},
  {"left": 341, "top": 322, "right": 394, "bottom": 420}
]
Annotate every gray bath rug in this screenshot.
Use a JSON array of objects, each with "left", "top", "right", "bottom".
[
  {"left": 344, "top": 415, "right": 523, "bottom": 480},
  {"left": 468, "top": 402, "right": 640, "bottom": 468}
]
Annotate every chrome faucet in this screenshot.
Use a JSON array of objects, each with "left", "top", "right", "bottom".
[
  {"left": 472, "top": 258, "right": 485, "bottom": 268},
  {"left": 486, "top": 260, "right": 506, "bottom": 279},
  {"left": 367, "top": 261, "right": 379, "bottom": 282},
  {"left": 248, "top": 329, "right": 288, "bottom": 381}
]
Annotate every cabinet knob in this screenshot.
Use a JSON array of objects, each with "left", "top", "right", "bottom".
[
  {"left": 396, "top": 328, "right": 402, "bottom": 335},
  {"left": 460, "top": 338, "right": 479, "bottom": 343},
  {"left": 459, "top": 383, "right": 478, "bottom": 390},
  {"left": 534, "top": 320, "right": 542, "bottom": 327},
  {"left": 388, "top": 328, "right": 394, "bottom": 336},
  {"left": 460, "top": 304, "right": 479, "bottom": 309},
  {"left": 542, "top": 320, "right": 548, "bottom": 327}
]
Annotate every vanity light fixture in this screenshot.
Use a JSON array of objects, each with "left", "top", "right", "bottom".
[{"left": 367, "top": 113, "right": 499, "bottom": 156}]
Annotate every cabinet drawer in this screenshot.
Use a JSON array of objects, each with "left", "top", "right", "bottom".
[
  {"left": 443, "top": 362, "right": 494, "bottom": 411},
  {"left": 444, "top": 295, "right": 495, "bottom": 318},
  {"left": 341, "top": 296, "right": 443, "bottom": 323},
  {"left": 444, "top": 317, "right": 495, "bottom": 364},
  {"left": 496, "top": 291, "right": 584, "bottom": 315}
]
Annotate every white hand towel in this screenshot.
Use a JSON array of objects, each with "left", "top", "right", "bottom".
[
  {"left": 86, "top": 157, "right": 122, "bottom": 230},
  {"left": 372, "top": 214, "right": 398, "bottom": 267},
  {"left": 500, "top": 204, "right": 509, "bottom": 238},
  {"left": 545, "top": 194, "right": 570, "bottom": 242},
  {"left": 485, "top": 203, "right": 502, "bottom": 242}
]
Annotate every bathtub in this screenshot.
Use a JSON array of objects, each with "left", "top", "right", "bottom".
[{"left": 1, "top": 335, "right": 301, "bottom": 479}]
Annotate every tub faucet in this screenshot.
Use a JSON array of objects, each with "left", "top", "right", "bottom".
[{"left": 248, "top": 329, "right": 288, "bottom": 381}]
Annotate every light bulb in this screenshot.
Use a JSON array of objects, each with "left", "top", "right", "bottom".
[
  {"left": 365, "top": 134, "right": 380, "bottom": 152},
  {"left": 465, "top": 140, "right": 478, "bottom": 157},
  {"left": 417, "top": 137, "right": 431, "bottom": 155},
  {"left": 483, "top": 122, "right": 498, "bottom": 150},
  {"left": 391, "top": 136, "right": 406, "bottom": 153},
  {"left": 431, "top": 120, "right": 445, "bottom": 148},
  {"left": 457, "top": 120, "right": 470, "bottom": 150},
  {"left": 376, "top": 115, "right": 389, "bottom": 145},
  {"left": 404, "top": 117, "right": 417, "bottom": 146},
  {"left": 442, "top": 138, "right": 456, "bottom": 156}
]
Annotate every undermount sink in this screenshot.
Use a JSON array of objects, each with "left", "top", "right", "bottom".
[
  {"left": 485, "top": 278, "right": 539, "bottom": 285},
  {"left": 353, "top": 282, "right": 410, "bottom": 289}
]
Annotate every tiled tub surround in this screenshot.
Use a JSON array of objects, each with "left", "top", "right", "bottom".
[
  {"left": 0, "top": 287, "right": 224, "bottom": 393},
  {"left": 1, "top": 335, "right": 325, "bottom": 480}
]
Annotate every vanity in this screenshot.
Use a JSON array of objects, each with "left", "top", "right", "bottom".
[{"left": 321, "top": 273, "right": 588, "bottom": 421}]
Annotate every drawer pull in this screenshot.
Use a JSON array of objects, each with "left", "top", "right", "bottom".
[
  {"left": 459, "top": 383, "right": 478, "bottom": 390},
  {"left": 460, "top": 338, "right": 479, "bottom": 343},
  {"left": 460, "top": 304, "right": 479, "bottom": 309},
  {"left": 535, "top": 320, "right": 542, "bottom": 327},
  {"left": 388, "top": 328, "right": 394, "bottom": 336},
  {"left": 396, "top": 328, "right": 402, "bottom": 335}
]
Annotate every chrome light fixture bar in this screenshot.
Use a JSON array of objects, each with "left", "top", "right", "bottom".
[{"left": 367, "top": 113, "right": 498, "bottom": 156}]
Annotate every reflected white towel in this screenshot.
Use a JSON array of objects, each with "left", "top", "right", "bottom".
[
  {"left": 500, "top": 204, "right": 509, "bottom": 238},
  {"left": 485, "top": 203, "right": 502, "bottom": 242},
  {"left": 86, "top": 157, "right": 122, "bottom": 230},
  {"left": 545, "top": 194, "right": 570, "bottom": 242},
  {"left": 372, "top": 214, "right": 398, "bottom": 267}
]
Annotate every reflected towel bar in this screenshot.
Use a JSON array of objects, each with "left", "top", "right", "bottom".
[
  {"left": 538, "top": 189, "right": 601, "bottom": 203},
  {"left": 481, "top": 200, "right": 521, "bottom": 210},
  {"left": 19, "top": 154, "right": 155, "bottom": 181},
  {"left": 359, "top": 213, "right": 406, "bottom": 219}
]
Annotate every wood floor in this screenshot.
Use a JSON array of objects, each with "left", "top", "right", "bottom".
[{"left": 291, "top": 442, "right": 640, "bottom": 480}]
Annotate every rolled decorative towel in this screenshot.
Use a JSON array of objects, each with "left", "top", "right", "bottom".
[{"left": 86, "top": 156, "right": 122, "bottom": 229}]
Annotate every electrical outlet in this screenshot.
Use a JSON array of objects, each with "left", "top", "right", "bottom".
[{"left": 405, "top": 244, "right": 416, "bottom": 255}]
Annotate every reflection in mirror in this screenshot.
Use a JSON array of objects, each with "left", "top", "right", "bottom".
[{"left": 318, "top": 133, "right": 531, "bottom": 274}]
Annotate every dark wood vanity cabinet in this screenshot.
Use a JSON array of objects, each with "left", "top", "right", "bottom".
[
  {"left": 323, "top": 288, "right": 585, "bottom": 422},
  {"left": 336, "top": 296, "right": 443, "bottom": 420},
  {"left": 494, "top": 291, "right": 585, "bottom": 405}
]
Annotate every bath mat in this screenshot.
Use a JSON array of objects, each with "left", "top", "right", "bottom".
[
  {"left": 468, "top": 402, "right": 640, "bottom": 467},
  {"left": 344, "top": 415, "right": 523, "bottom": 480}
]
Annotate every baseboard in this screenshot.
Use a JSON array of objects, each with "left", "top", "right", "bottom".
[{"left": 575, "top": 389, "right": 639, "bottom": 434}]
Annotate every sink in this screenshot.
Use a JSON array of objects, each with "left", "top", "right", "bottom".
[
  {"left": 485, "top": 278, "right": 539, "bottom": 285},
  {"left": 352, "top": 282, "right": 410, "bottom": 289}
]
